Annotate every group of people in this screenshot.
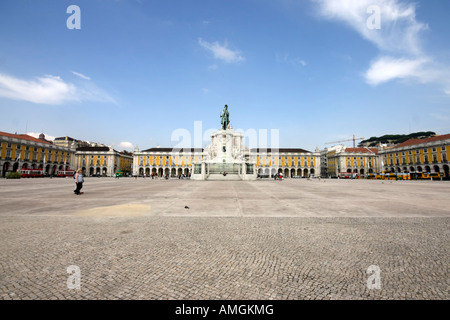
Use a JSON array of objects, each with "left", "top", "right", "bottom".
[{"left": 135, "top": 172, "right": 191, "bottom": 180}]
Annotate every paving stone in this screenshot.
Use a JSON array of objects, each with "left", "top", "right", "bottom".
[{"left": 0, "top": 178, "right": 448, "bottom": 300}]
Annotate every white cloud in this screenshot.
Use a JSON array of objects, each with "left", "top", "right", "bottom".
[
  {"left": 297, "top": 59, "right": 307, "bottom": 67},
  {"left": 198, "top": 38, "right": 244, "bottom": 63},
  {"left": 365, "top": 56, "right": 426, "bottom": 85},
  {"left": 0, "top": 74, "right": 78, "bottom": 105},
  {"left": 118, "top": 142, "right": 133, "bottom": 150},
  {"left": 312, "top": 0, "right": 450, "bottom": 93},
  {"left": 313, "top": 0, "right": 427, "bottom": 55},
  {"left": 72, "top": 71, "right": 91, "bottom": 80},
  {"left": 276, "top": 54, "right": 307, "bottom": 68},
  {"left": 0, "top": 73, "right": 117, "bottom": 105}
]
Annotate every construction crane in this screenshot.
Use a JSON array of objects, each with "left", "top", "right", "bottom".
[{"left": 325, "top": 135, "right": 365, "bottom": 148}]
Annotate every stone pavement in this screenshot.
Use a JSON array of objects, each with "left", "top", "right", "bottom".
[{"left": 0, "top": 177, "right": 448, "bottom": 300}]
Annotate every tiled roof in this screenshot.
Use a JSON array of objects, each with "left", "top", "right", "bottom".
[
  {"left": 251, "top": 148, "right": 311, "bottom": 153},
  {"left": 0, "top": 131, "right": 52, "bottom": 145},
  {"left": 394, "top": 134, "right": 450, "bottom": 148},
  {"left": 141, "top": 148, "right": 204, "bottom": 153},
  {"left": 344, "top": 148, "right": 379, "bottom": 155},
  {"left": 76, "top": 146, "right": 111, "bottom": 152}
]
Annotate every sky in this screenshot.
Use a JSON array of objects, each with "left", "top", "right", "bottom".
[{"left": 1, "top": 0, "right": 449, "bottom": 152}]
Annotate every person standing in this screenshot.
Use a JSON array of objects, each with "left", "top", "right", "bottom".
[{"left": 74, "top": 168, "right": 84, "bottom": 195}]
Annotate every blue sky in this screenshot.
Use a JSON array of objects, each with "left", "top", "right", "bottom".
[{"left": 1, "top": 0, "right": 449, "bottom": 151}]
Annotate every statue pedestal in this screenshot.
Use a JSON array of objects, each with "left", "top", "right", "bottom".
[{"left": 191, "top": 127, "right": 257, "bottom": 181}]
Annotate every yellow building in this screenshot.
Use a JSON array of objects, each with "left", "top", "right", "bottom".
[
  {"left": 75, "top": 146, "right": 133, "bottom": 177},
  {"left": 379, "top": 134, "right": 450, "bottom": 179},
  {"left": 325, "top": 145, "right": 380, "bottom": 178},
  {"left": 0, "top": 131, "right": 75, "bottom": 177},
  {"left": 53, "top": 136, "right": 77, "bottom": 148},
  {"left": 251, "top": 148, "right": 320, "bottom": 178},
  {"left": 133, "top": 146, "right": 320, "bottom": 178},
  {"left": 133, "top": 147, "right": 203, "bottom": 177}
]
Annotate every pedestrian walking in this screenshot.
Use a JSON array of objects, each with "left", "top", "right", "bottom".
[{"left": 74, "top": 168, "right": 84, "bottom": 195}]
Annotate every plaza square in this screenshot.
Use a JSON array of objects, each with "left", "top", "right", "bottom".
[{"left": 0, "top": 177, "right": 448, "bottom": 300}]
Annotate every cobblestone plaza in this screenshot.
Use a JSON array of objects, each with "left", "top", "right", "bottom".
[{"left": 0, "top": 177, "right": 448, "bottom": 300}]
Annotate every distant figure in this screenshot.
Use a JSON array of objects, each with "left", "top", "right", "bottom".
[{"left": 74, "top": 168, "right": 84, "bottom": 195}]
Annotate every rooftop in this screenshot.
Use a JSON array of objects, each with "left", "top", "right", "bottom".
[
  {"left": 141, "top": 148, "right": 204, "bottom": 153},
  {"left": 344, "top": 148, "right": 379, "bottom": 155},
  {"left": 250, "top": 148, "right": 311, "bottom": 153},
  {"left": 394, "top": 134, "right": 450, "bottom": 149},
  {"left": 76, "top": 146, "right": 111, "bottom": 152},
  {"left": 0, "top": 131, "right": 53, "bottom": 145}
]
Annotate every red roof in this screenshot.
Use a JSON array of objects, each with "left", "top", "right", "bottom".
[
  {"left": 345, "top": 147, "right": 379, "bottom": 155},
  {"left": 0, "top": 131, "right": 53, "bottom": 145},
  {"left": 394, "top": 134, "right": 450, "bottom": 148}
]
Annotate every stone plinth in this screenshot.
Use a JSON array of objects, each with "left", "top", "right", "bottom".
[{"left": 192, "top": 127, "right": 257, "bottom": 181}]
